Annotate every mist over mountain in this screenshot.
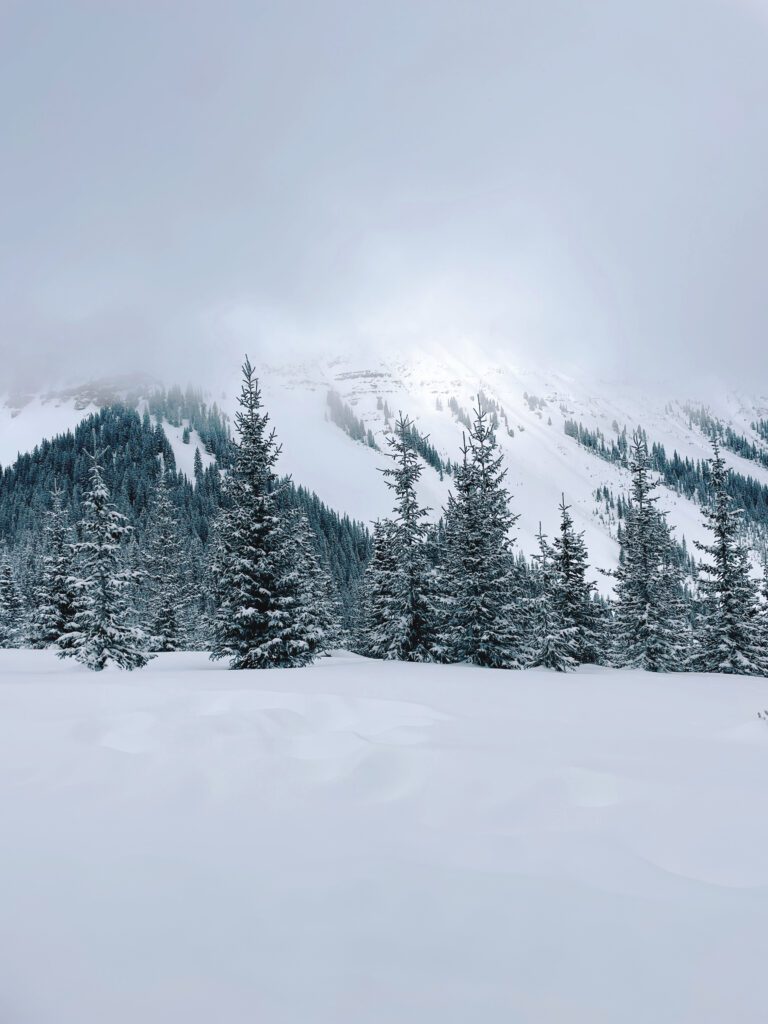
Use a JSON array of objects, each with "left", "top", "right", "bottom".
[{"left": 3, "top": 0, "right": 768, "bottom": 392}]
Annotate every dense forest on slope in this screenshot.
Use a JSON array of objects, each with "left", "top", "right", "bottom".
[
  {"left": 564, "top": 418, "right": 768, "bottom": 527},
  {"left": 0, "top": 404, "right": 371, "bottom": 623}
]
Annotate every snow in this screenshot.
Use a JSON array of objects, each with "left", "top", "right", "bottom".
[
  {"left": 1, "top": 649, "right": 767, "bottom": 1023},
  {"left": 160, "top": 419, "right": 216, "bottom": 479},
  {"left": 229, "top": 352, "right": 768, "bottom": 587},
  {"left": 6, "top": 353, "right": 768, "bottom": 582},
  {"left": 0, "top": 395, "right": 97, "bottom": 468}
]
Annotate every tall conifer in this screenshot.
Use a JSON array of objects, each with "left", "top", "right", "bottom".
[
  {"left": 694, "top": 440, "right": 764, "bottom": 675},
  {"left": 436, "top": 400, "right": 522, "bottom": 667},
  {"left": 61, "top": 441, "right": 152, "bottom": 671},
  {"left": 30, "top": 484, "right": 77, "bottom": 649},
  {"left": 0, "top": 548, "right": 25, "bottom": 648},
  {"left": 210, "top": 358, "right": 316, "bottom": 669},
  {"left": 612, "top": 433, "right": 691, "bottom": 671}
]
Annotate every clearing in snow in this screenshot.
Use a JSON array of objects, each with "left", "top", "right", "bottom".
[{"left": 1, "top": 650, "right": 767, "bottom": 1023}]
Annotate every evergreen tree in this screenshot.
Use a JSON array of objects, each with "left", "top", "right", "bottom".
[
  {"left": 210, "top": 358, "right": 316, "bottom": 669},
  {"left": 193, "top": 446, "right": 204, "bottom": 484},
  {"left": 200, "top": 516, "right": 227, "bottom": 645},
  {"left": 372, "top": 413, "right": 435, "bottom": 661},
  {"left": 0, "top": 403, "right": 371, "bottom": 619},
  {"left": 60, "top": 442, "right": 153, "bottom": 671},
  {"left": 612, "top": 433, "right": 691, "bottom": 671},
  {"left": 760, "top": 555, "right": 768, "bottom": 654},
  {"left": 435, "top": 400, "right": 522, "bottom": 667},
  {"left": 550, "top": 495, "right": 601, "bottom": 663},
  {"left": 357, "top": 519, "right": 400, "bottom": 657},
  {"left": 527, "top": 525, "right": 579, "bottom": 671},
  {"left": 290, "top": 510, "right": 346, "bottom": 655},
  {"left": 694, "top": 440, "right": 764, "bottom": 675},
  {"left": 144, "top": 466, "right": 191, "bottom": 651},
  {"left": 0, "top": 547, "right": 25, "bottom": 648},
  {"left": 29, "top": 484, "right": 78, "bottom": 649}
]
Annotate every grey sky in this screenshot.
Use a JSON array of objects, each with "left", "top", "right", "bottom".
[{"left": 2, "top": 0, "right": 768, "bottom": 389}]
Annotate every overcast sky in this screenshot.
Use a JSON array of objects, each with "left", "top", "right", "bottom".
[{"left": 2, "top": 0, "right": 768, "bottom": 389}]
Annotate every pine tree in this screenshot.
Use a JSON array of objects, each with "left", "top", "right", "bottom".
[
  {"left": 193, "top": 446, "right": 204, "bottom": 484},
  {"left": 200, "top": 516, "right": 227, "bottom": 643},
  {"left": 60, "top": 442, "right": 153, "bottom": 671},
  {"left": 694, "top": 440, "right": 764, "bottom": 675},
  {"left": 144, "top": 466, "right": 191, "bottom": 651},
  {"left": 0, "top": 548, "right": 25, "bottom": 648},
  {"left": 210, "top": 358, "right": 316, "bottom": 669},
  {"left": 372, "top": 413, "right": 435, "bottom": 661},
  {"left": 290, "top": 510, "right": 346, "bottom": 656},
  {"left": 612, "top": 433, "right": 691, "bottom": 671},
  {"left": 29, "top": 484, "right": 77, "bottom": 649},
  {"left": 357, "top": 519, "right": 400, "bottom": 657},
  {"left": 760, "top": 555, "right": 768, "bottom": 654},
  {"left": 527, "top": 525, "right": 579, "bottom": 671},
  {"left": 435, "top": 400, "right": 522, "bottom": 667},
  {"left": 550, "top": 495, "right": 601, "bottom": 663}
]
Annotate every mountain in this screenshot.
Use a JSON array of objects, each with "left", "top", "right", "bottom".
[{"left": 3, "top": 353, "right": 768, "bottom": 588}]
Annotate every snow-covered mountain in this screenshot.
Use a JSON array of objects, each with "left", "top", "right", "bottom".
[{"left": 3, "top": 353, "right": 768, "bottom": 585}]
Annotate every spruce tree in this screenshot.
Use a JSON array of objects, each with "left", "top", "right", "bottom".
[
  {"left": 290, "top": 509, "right": 346, "bottom": 655},
  {"left": 373, "top": 413, "right": 435, "bottom": 661},
  {"left": 436, "top": 401, "right": 521, "bottom": 667},
  {"left": 357, "top": 519, "right": 400, "bottom": 658},
  {"left": 0, "top": 548, "right": 25, "bottom": 648},
  {"left": 60, "top": 443, "right": 153, "bottom": 671},
  {"left": 612, "top": 433, "right": 691, "bottom": 671},
  {"left": 550, "top": 495, "right": 601, "bottom": 663},
  {"left": 193, "top": 446, "right": 204, "bottom": 484},
  {"left": 144, "top": 466, "right": 192, "bottom": 652},
  {"left": 210, "top": 358, "right": 316, "bottom": 669},
  {"left": 760, "top": 555, "right": 768, "bottom": 654},
  {"left": 527, "top": 525, "right": 579, "bottom": 671},
  {"left": 694, "top": 440, "right": 764, "bottom": 675},
  {"left": 30, "top": 484, "right": 78, "bottom": 649}
]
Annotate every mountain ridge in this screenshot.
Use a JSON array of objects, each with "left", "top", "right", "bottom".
[{"left": 3, "top": 353, "right": 768, "bottom": 585}]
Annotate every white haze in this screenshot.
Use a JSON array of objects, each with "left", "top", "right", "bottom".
[{"left": 2, "top": 0, "right": 768, "bottom": 391}]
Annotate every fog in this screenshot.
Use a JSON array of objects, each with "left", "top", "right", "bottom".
[{"left": 2, "top": 0, "right": 768, "bottom": 391}]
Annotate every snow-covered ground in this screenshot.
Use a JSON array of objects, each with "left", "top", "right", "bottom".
[{"left": 1, "top": 650, "right": 767, "bottom": 1023}]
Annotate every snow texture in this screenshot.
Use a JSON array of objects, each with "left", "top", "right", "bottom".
[{"left": 1, "top": 649, "right": 767, "bottom": 1023}]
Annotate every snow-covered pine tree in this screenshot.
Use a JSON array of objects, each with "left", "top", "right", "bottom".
[
  {"left": 29, "top": 484, "right": 77, "bottom": 649},
  {"left": 144, "top": 465, "right": 192, "bottom": 652},
  {"left": 368, "top": 413, "right": 435, "bottom": 661},
  {"left": 760, "top": 554, "right": 768, "bottom": 654},
  {"left": 210, "top": 357, "right": 316, "bottom": 669},
  {"left": 612, "top": 432, "right": 691, "bottom": 671},
  {"left": 435, "top": 400, "right": 522, "bottom": 667},
  {"left": 60, "top": 442, "right": 153, "bottom": 671},
  {"left": 550, "top": 495, "right": 601, "bottom": 663},
  {"left": 356, "top": 518, "right": 400, "bottom": 658},
  {"left": 694, "top": 440, "right": 765, "bottom": 675},
  {"left": 290, "top": 509, "right": 346, "bottom": 656},
  {"left": 0, "top": 547, "right": 25, "bottom": 648},
  {"left": 527, "top": 524, "right": 579, "bottom": 671},
  {"left": 200, "top": 516, "right": 227, "bottom": 645}
]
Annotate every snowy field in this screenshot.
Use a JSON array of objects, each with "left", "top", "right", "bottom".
[{"left": 1, "top": 651, "right": 767, "bottom": 1023}]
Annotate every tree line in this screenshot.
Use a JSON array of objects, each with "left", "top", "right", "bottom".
[
  {"left": 360, "top": 403, "right": 767, "bottom": 674},
  {"left": 1, "top": 358, "right": 767, "bottom": 674}
]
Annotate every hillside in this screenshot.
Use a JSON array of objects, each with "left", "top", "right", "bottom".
[{"left": 5, "top": 353, "right": 767, "bottom": 586}]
